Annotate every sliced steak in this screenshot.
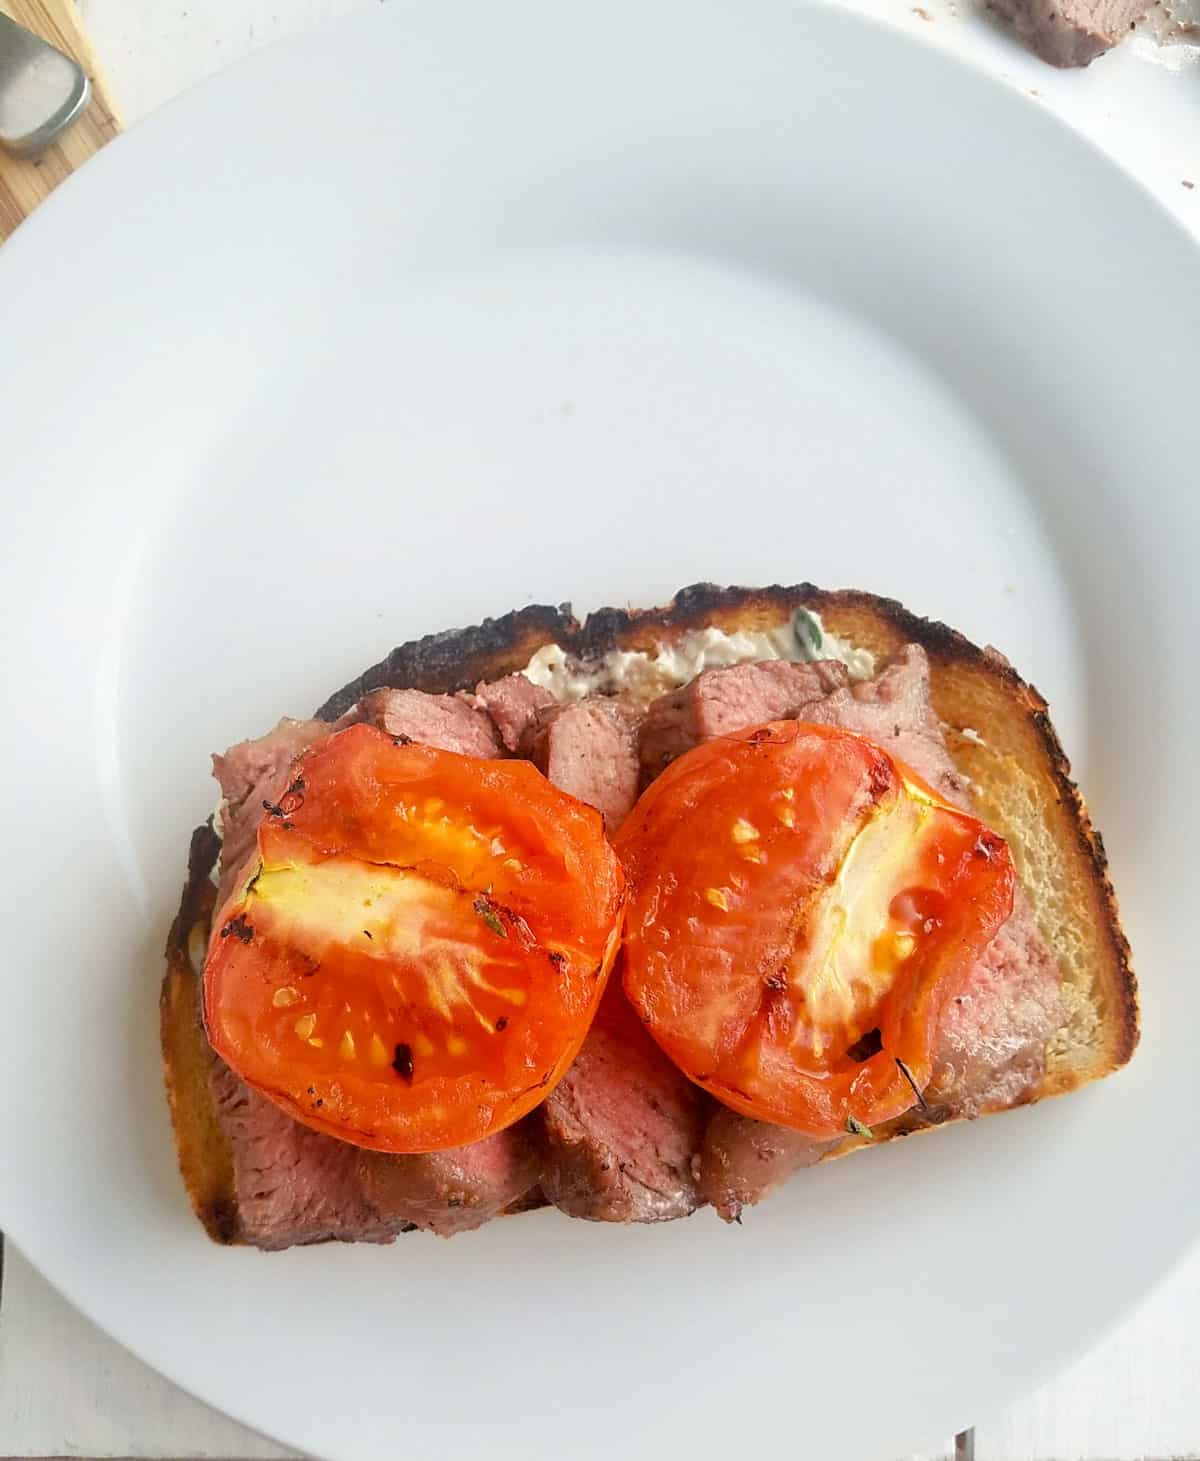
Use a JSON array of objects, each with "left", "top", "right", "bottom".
[
  {"left": 357, "top": 1120, "right": 542, "bottom": 1237},
  {"left": 990, "top": 0, "right": 1147, "bottom": 67},
  {"left": 928, "top": 886, "right": 1064, "bottom": 1117},
  {"left": 209, "top": 1060, "right": 539, "bottom": 1245},
  {"left": 350, "top": 687, "right": 502, "bottom": 757},
  {"left": 210, "top": 688, "right": 499, "bottom": 907},
  {"left": 699, "top": 1108, "right": 832, "bottom": 1223},
  {"left": 640, "top": 659, "right": 850, "bottom": 777},
  {"left": 800, "top": 644, "right": 970, "bottom": 806},
  {"left": 523, "top": 697, "right": 640, "bottom": 830},
  {"left": 467, "top": 674, "right": 556, "bottom": 752},
  {"left": 701, "top": 899, "right": 1062, "bottom": 1221},
  {"left": 208, "top": 1062, "right": 407, "bottom": 1249},
  {"left": 212, "top": 718, "right": 330, "bottom": 907},
  {"left": 540, "top": 986, "right": 708, "bottom": 1222}
]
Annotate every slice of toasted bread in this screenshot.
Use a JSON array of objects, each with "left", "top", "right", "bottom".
[{"left": 162, "top": 584, "right": 1137, "bottom": 1240}]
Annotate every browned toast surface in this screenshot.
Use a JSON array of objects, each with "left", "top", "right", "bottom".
[{"left": 163, "top": 584, "right": 1137, "bottom": 1240}]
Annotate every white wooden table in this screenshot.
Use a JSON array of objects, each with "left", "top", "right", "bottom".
[{"left": 4, "top": 0, "right": 1200, "bottom": 1455}]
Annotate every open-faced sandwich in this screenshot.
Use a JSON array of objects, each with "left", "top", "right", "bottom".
[{"left": 162, "top": 583, "right": 1137, "bottom": 1249}]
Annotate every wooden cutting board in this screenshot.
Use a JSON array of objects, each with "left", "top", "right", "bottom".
[{"left": 0, "top": 0, "right": 121, "bottom": 240}]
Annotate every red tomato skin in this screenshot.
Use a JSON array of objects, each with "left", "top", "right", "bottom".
[
  {"left": 204, "top": 724, "right": 626, "bottom": 1153},
  {"left": 616, "top": 720, "right": 1015, "bottom": 1139}
]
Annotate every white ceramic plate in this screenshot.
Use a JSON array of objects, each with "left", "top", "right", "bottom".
[{"left": 2, "top": 2, "right": 1198, "bottom": 1457}]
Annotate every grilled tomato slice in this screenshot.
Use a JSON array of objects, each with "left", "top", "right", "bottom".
[
  {"left": 203, "top": 723, "right": 625, "bottom": 1152},
  {"left": 615, "top": 721, "right": 1015, "bottom": 1139}
]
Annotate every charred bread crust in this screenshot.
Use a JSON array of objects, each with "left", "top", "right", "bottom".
[
  {"left": 575, "top": 582, "right": 825, "bottom": 654},
  {"left": 315, "top": 603, "right": 579, "bottom": 721},
  {"left": 315, "top": 586, "right": 828, "bottom": 720},
  {"left": 163, "top": 582, "right": 1137, "bottom": 1235}
]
